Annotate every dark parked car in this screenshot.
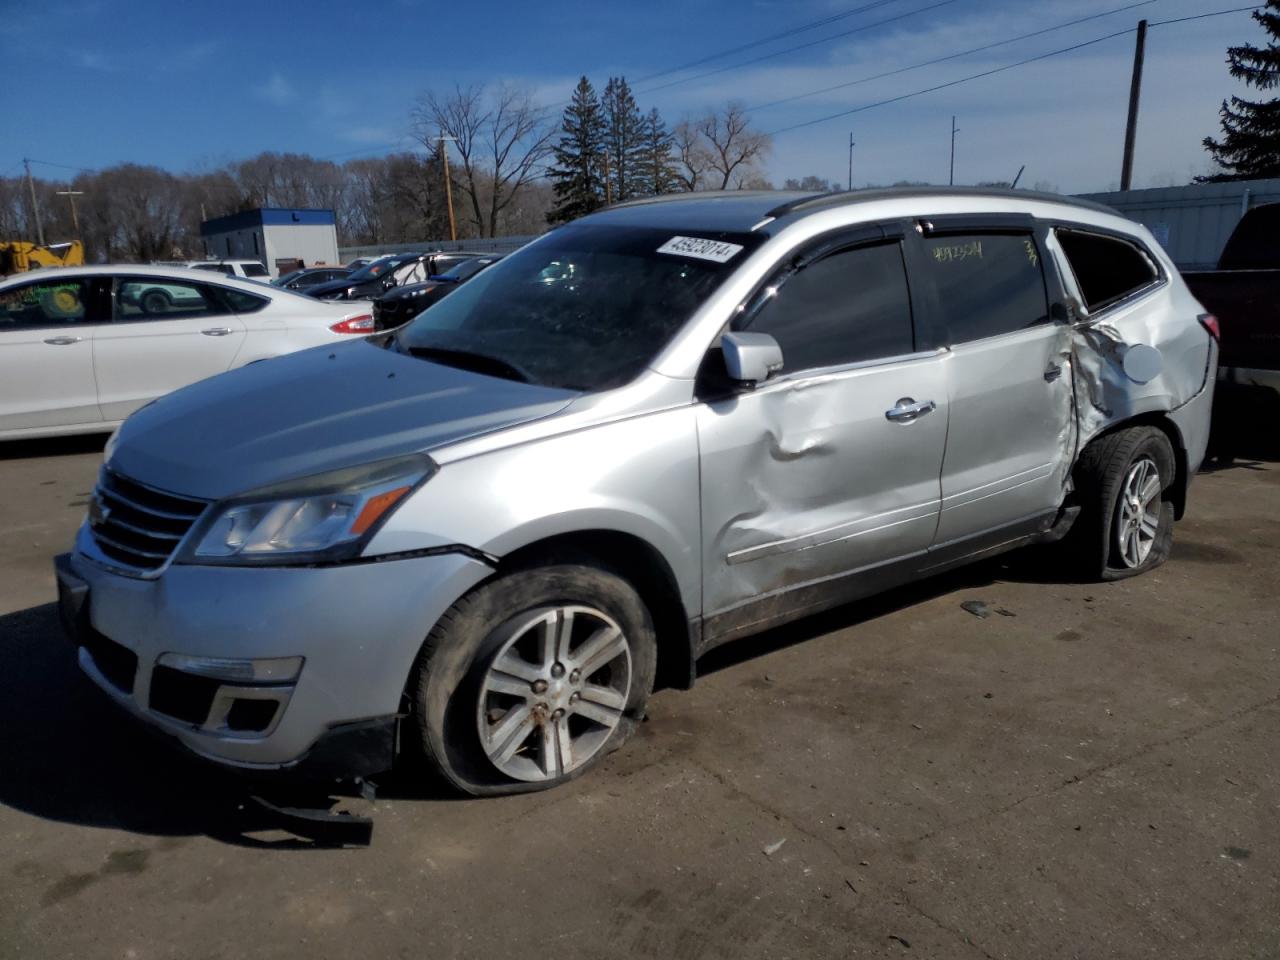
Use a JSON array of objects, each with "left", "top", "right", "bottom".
[
  {"left": 373, "top": 255, "right": 504, "bottom": 330},
  {"left": 308, "top": 252, "right": 475, "bottom": 302},
  {"left": 1181, "top": 204, "right": 1280, "bottom": 456},
  {"left": 273, "top": 267, "right": 352, "bottom": 291}
]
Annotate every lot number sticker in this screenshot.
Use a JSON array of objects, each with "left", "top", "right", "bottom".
[{"left": 657, "top": 236, "right": 744, "bottom": 264}]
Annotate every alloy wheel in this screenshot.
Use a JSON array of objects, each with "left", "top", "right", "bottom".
[
  {"left": 1116, "top": 456, "right": 1162, "bottom": 568},
  {"left": 476, "top": 605, "right": 632, "bottom": 782}
]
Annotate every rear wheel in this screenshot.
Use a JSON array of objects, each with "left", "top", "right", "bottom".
[
  {"left": 1068, "top": 426, "right": 1176, "bottom": 580},
  {"left": 410, "top": 562, "right": 657, "bottom": 795}
]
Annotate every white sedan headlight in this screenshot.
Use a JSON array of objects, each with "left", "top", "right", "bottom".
[{"left": 186, "top": 454, "right": 434, "bottom": 565}]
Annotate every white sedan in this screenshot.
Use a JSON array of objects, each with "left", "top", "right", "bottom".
[{"left": 0, "top": 265, "right": 377, "bottom": 440}]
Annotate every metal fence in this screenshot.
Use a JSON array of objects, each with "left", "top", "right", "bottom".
[
  {"left": 1077, "top": 179, "right": 1280, "bottom": 271},
  {"left": 338, "top": 235, "right": 539, "bottom": 262}
]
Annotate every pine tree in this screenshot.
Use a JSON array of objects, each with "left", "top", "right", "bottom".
[
  {"left": 641, "top": 108, "right": 678, "bottom": 197},
  {"left": 602, "top": 77, "right": 647, "bottom": 202},
  {"left": 548, "top": 76, "right": 606, "bottom": 224},
  {"left": 1202, "top": 1, "right": 1280, "bottom": 181}
]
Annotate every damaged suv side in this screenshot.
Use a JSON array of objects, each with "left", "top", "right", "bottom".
[{"left": 56, "top": 188, "right": 1217, "bottom": 795}]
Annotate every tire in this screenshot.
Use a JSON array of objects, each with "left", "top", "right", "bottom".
[
  {"left": 409, "top": 562, "right": 658, "bottom": 796},
  {"left": 1068, "top": 426, "right": 1176, "bottom": 581},
  {"left": 140, "top": 289, "right": 171, "bottom": 314}
]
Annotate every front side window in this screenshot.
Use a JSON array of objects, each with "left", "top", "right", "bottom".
[
  {"left": 1056, "top": 229, "right": 1159, "bottom": 313},
  {"left": 921, "top": 232, "right": 1049, "bottom": 344},
  {"left": 115, "top": 277, "right": 230, "bottom": 320},
  {"left": 396, "top": 224, "right": 762, "bottom": 391},
  {"left": 737, "top": 241, "right": 915, "bottom": 373},
  {"left": 0, "top": 277, "right": 98, "bottom": 330}
]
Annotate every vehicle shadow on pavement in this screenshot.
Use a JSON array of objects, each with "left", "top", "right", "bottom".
[
  {"left": 0, "top": 602, "right": 375, "bottom": 849},
  {"left": 0, "top": 433, "right": 108, "bottom": 462}
]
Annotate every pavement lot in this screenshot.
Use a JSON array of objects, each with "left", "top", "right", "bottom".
[{"left": 1, "top": 435, "right": 1278, "bottom": 960}]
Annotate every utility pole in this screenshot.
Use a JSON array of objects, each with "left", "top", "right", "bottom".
[
  {"left": 1120, "top": 19, "right": 1148, "bottom": 191},
  {"left": 55, "top": 189, "right": 84, "bottom": 238},
  {"left": 847, "top": 132, "right": 855, "bottom": 191},
  {"left": 23, "top": 159, "right": 45, "bottom": 246},
  {"left": 438, "top": 134, "right": 457, "bottom": 243},
  {"left": 949, "top": 117, "right": 959, "bottom": 187}
]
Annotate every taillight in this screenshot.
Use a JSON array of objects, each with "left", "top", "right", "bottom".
[
  {"left": 1198, "top": 313, "right": 1220, "bottom": 342},
  {"left": 330, "top": 314, "right": 375, "bottom": 334}
]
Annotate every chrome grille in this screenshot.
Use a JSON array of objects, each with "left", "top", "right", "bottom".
[{"left": 88, "top": 469, "right": 207, "bottom": 575}]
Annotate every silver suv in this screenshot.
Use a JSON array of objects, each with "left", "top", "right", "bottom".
[{"left": 56, "top": 188, "right": 1218, "bottom": 795}]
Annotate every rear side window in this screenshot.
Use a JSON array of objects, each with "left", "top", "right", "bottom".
[
  {"left": 115, "top": 277, "right": 231, "bottom": 320},
  {"left": 1056, "top": 230, "right": 1159, "bottom": 313},
  {"left": 211, "top": 287, "right": 268, "bottom": 314},
  {"left": 921, "top": 233, "right": 1049, "bottom": 343},
  {"left": 740, "top": 241, "right": 915, "bottom": 372},
  {"left": 242, "top": 262, "right": 269, "bottom": 277}
]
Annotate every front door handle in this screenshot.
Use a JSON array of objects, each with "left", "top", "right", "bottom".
[
  {"left": 43, "top": 335, "right": 82, "bottom": 345},
  {"left": 1044, "top": 362, "right": 1063, "bottom": 382},
  {"left": 885, "top": 398, "right": 937, "bottom": 423},
  {"left": 201, "top": 327, "right": 233, "bottom": 337}
]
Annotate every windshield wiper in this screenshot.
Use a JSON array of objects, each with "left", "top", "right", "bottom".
[{"left": 404, "top": 345, "right": 531, "bottom": 383}]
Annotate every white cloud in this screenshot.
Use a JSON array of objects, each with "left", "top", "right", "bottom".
[{"left": 254, "top": 72, "right": 298, "bottom": 107}]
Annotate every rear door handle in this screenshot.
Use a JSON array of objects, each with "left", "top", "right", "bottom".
[
  {"left": 43, "top": 335, "right": 82, "bottom": 345},
  {"left": 201, "top": 327, "right": 233, "bottom": 337},
  {"left": 885, "top": 398, "right": 937, "bottom": 423},
  {"left": 1044, "top": 362, "right": 1063, "bottom": 382}
]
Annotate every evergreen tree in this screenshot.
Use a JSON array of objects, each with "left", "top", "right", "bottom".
[
  {"left": 602, "top": 76, "right": 647, "bottom": 202},
  {"left": 642, "top": 108, "right": 678, "bottom": 196},
  {"left": 548, "top": 76, "right": 606, "bottom": 223},
  {"left": 1202, "top": 1, "right": 1280, "bottom": 181}
]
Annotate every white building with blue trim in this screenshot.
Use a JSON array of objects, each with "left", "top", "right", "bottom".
[{"left": 199, "top": 208, "right": 340, "bottom": 277}]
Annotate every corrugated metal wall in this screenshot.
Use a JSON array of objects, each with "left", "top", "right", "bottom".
[{"left": 1077, "top": 179, "right": 1280, "bottom": 271}]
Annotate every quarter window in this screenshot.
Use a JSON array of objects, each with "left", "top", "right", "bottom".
[
  {"left": 0, "top": 278, "right": 98, "bottom": 330},
  {"left": 115, "top": 278, "right": 230, "bottom": 320},
  {"left": 921, "top": 233, "right": 1049, "bottom": 344},
  {"left": 1056, "top": 230, "right": 1159, "bottom": 313},
  {"left": 739, "top": 241, "right": 916, "bottom": 373}
]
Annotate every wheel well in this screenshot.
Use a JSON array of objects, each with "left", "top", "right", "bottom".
[
  {"left": 496, "top": 531, "right": 696, "bottom": 691},
  {"left": 1080, "top": 414, "right": 1189, "bottom": 519}
]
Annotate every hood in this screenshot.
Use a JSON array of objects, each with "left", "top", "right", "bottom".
[
  {"left": 382, "top": 281, "right": 440, "bottom": 302},
  {"left": 109, "top": 339, "right": 578, "bottom": 500}
]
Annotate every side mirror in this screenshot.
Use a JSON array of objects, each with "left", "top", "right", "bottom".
[{"left": 722, "top": 331, "right": 783, "bottom": 386}]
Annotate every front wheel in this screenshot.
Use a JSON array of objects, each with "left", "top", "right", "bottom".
[{"left": 409, "top": 562, "right": 657, "bottom": 795}]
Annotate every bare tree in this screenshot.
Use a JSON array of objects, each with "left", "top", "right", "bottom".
[
  {"left": 413, "top": 83, "right": 554, "bottom": 237},
  {"left": 672, "top": 119, "right": 712, "bottom": 192},
  {"left": 698, "top": 104, "right": 771, "bottom": 190}
]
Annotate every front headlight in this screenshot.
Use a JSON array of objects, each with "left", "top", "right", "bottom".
[{"left": 186, "top": 454, "right": 434, "bottom": 565}]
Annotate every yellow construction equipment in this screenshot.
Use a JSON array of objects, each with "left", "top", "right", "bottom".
[{"left": 0, "top": 240, "right": 85, "bottom": 275}]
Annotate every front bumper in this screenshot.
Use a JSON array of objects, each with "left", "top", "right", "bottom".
[{"left": 56, "top": 527, "right": 492, "bottom": 774}]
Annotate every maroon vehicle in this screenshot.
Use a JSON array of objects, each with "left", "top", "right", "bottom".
[{"left": 1182, "top": 204, "right": 1280, "bottom": 457}]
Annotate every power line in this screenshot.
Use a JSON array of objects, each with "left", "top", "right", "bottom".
[
  {"left": 24, "top": 157, "right": 96, "bottom": 173},
  {"left": 747, "top": 0, "right": 1163, "bottom": 113},
  {"left": 632, "top": 0, "right": 906, "bottom": 84},
  {"left": 768, "top": 29, "right": 1135, "bottom": 136},
  {"left": 638, "top": 0, "right": 963, "bottom": 96},
  {"left": 767, "top": 5, "right": 1262, "bottom": 138},
  {"left": 1149, "top": 4, "right": 1261, "bottom": 26}
]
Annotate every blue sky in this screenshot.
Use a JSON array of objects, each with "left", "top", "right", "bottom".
[{"left": 0, "top": 0, "right": 1262, "bottom": 193}]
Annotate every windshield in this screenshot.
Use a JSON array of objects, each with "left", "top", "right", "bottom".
[
  {"left": 395, "top": 224, "right": 760, "bottom": 391},
  {"left": 348, "top": 254, "right": 417, "bottom": 283}
]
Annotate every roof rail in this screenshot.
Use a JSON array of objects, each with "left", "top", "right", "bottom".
[
  {"left": 606, "top": 189, "right": 785, "bottom": 211},
  {"left": 765, "top": 186, "right": 1119, "bottom": 220}
]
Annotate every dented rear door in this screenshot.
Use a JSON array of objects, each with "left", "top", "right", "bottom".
[{"left": 697, "top": 232, "right": 948, "bottom": 626}]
